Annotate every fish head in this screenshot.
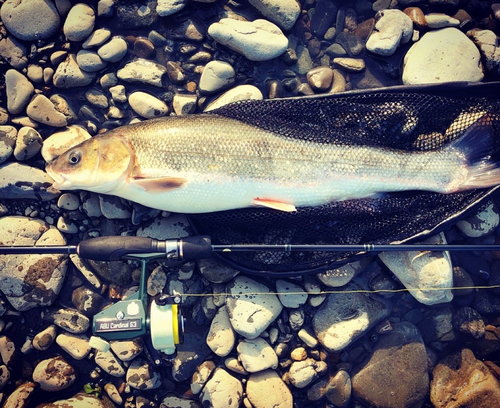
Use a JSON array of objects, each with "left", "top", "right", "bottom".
[{"left": 46, "top": 135, "right": 135, "bottom": 193}]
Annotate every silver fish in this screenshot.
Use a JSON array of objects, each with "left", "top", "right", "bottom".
[{"left": 45, "top": 114, "right": 500, "bottom": 213}]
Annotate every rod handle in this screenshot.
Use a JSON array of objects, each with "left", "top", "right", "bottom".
[
  {"left": 78, "top": 236, "right": 157, "bottom": 261},
  {"left": 180, "top": 235, "right": 212, "bottom": 260}
]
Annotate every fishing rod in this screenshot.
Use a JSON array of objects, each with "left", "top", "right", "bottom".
[{"left": 0, "top": 235, "right": 499, "bottom": 261}]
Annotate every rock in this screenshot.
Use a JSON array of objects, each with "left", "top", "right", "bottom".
[
  {"left": 0, "top": 36, "right": 28, "bottom": 70},
  {"left": 191, "top": 361, "right": 216, "bottom": 394},
  {"left": 35, "top": 394, "right": 105, "bottom": 408},
  {"left": 425, "top": 13, "right": 460, "bottom": 28},
  {"left": 160, "top": 395, "right": 200, "bottom": 408},
  {"left": 33, "top": 325, "right": 57, "bottom": 351},
  {"left": 27, "top": 95, "right": 68, "bottom": 127},
  {"left": 1, "top": 0, "right": 60, "bottom": 41},
  {"left": 157, "top": 0, "right": 189, "bottom": 17},
  {"left": 116, "top": 0, "right": 159, "bottom": 28},
  {"left": 226, "top": 276, "right": 283, "bottom": 339},
  {"left": 453, "top": 307, "right": 485, "bottom": 339},
  {"left": 0, "top": 163, "right": 59, "bottom": 201},
  {"left": 2, "top": 382, "right": 36, "bottom": 408},
  {"left": 33, "top": 356, "right": 76, "bottom": 392},
  {"left": 42, "top": 125, "right": 91, "bottom": 163},
  {"left": 109, "top": 85, "right": 127, "bottom": 104},
  {"left": 0, "top": 217, "right": 68, "bottom": 311},
  {"left": 246, "top": 369, "right": 293, "bottom": 408},
  {"left": 109, "top": 339, "right": 143, "bottom": 362},
  {"left": 170, "top": 18, "right": 205, "bottom": 42},
  {"left": 0, "top": 364, "right": 10, "bottom": 388},
  {"left": 208, "top": 18, "right": 288, "bottom": 62},
  {"left": 95, "top": 350, "right": 126, "bottom": 377},
  {"left": 137, "top": 213, "right": 193, "bottom": 240},
  {"left": 418, "top": 306, "right": 455, "bottom": 343},
  {"left": 173, "top": 94, "right": 197, "bottom": 115},
  {"left": 56, "top": 332, "right": 91, "bottom": 360},
  {"left": 311, "top": 0, "right": 338, "bottom": 37},
  {"left": 207, "top": 306, "right": 236, "bottom": 357},
  {"left": 456, "top": 202, "right": 499, "bottom": 238},
  {"left": 431, "top": 348, "right": 500, "bottom": 408},
  {"left": 306, "top": 67, "right": 334, "bottom": 92},
  {"left": 403, "top": 28, "right": 483, "bottom": 84},
  {"left": 83, "top": 28, "right": 112, "bottom": 49},
  {"left": 366, "top": 9, "right": 413, "bottom": 56},
  {"left": 104, "top": 383, "right": 122, "bottom": 405},
  {"left": 0, "top": 336, "right": 17, "bottom": 366},
  {"left": 147, "top": 265, "right": 167, "bottom": 296},
  {"left": 379, "top": 233, "right": 453, "bottom": 305},
  {"left": 312, "top": 282, "right": 390, "bottom": 352},
  {"left": 128, "top": 91, "right": 169, "bottom": 119},
  {"left": 117, "top": 58, "right": 166, "bottom": 87},
  {"left": 58, "top": 193, "right": 80, "bottom": 211},
  {"left": 333, "top": 57, "right": 365, "bottom": 72},
  {"left": 247, "top": 0, "right": 301, "bottom": 30},
  {"left": 276, "top": 279, "right": 307, "bottom": 308},
  {"left": 98, "top": 37, "right": 128, "bottom": 63},
  {"left": 14, "top": 127, "right": 43, "bottom": 161},
  {"left": 199, "top": 60, "right": 235, "bottom": 95},
  {"left": 335, "top": 32, "right": 365, "bottom": 57},
  {"left": 99, "top": 195, "right": 132, "bottom": 219},
  {"left": 44, "top": 307, "right": 90, "bottom": 334},
  {"left": 64, "top": 3, "right": 96, "bottom": 42},
  {"left": 76, "top": 50, "right": 107, "bottom": 73},
  {"left": 403, "top": 7, "right": 426, "bottom": 28},
  {"left": 126, "top": 358, "right": 162, "bottom": 390},
  {"left": 352, "top": 322, "right": 429, "bottom": 408},
  {"left": 53, "top": 54, "right": 96, "bottom": 88},
  {"left": 5, "top": 69, "right": 34, "bottom": 115},
  {"left": 298, "top": 327, "right": 318, "bottom": 348},
  {"left": 289, "top": 358, "right": 328, "bottom": 388},
  {"left": 316, "top": 259, "right": 368, "bottom": 287},
  {"left": 27, "top": 64, "right": 44, "bottom": 83},
  {"left": 204, "top": 85, "right": 263, "bottom": 111},
  {"left": 237, "top": 338, "right": 278, "bottom": 373},
  {"left": 0, "top": 126, "right": 16, "bottom": 164},
  {"left": 326, "top": 370, "right": 352, "bottom": 407},
  {"left": 200, "top": 368, "right": 243, "bottom": 408},
  {"left": 72, "top": 286, "right": 104, "bottom": 316},
  {"left": 166, "top": 61, "right": 186, "bottom": 85}
]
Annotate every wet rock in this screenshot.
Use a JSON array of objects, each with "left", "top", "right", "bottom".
[
  {"left": 14, "top": 127, "right": 43, "bottom": 161},
  {"left": 226, "top": 276, "right": 283, "bottom": 339},
  {"left": 366, "top": 9, "right": 413, "bottom": 56},
  {"left": 200, "top": 368, "right": 243, "bottom": 408},
  {"left": 117, "top": 58, "right": 166, "bottom": 87},
  {"left": 311, "top": 0, "right": 338, "bottom": 37},
  {"left": 87, "top": 258, "right": 134, "bottom": 286},
  {"left": 379, "top": 233, "right": 453, "bottom": 305},
  {"left": 0, "top": 335, "right": 17, "bottom": 366},
  {"left": 204, "top": 84, "right": 263, "bottom": 111},
  {"left": 33, "top": 356, "right": 76, "bottom": 391},
  {"left": 56, "top": 332, "right": 91, "bottom": 360},
  {"left": 418, "top": 306, "right": 456, "bottom": 343},
  {"left": 53, "top": 54, "right": 96, "bottom": 88},
  {"left": 95, "top": 349, "right": 126, "bottom": 377},
  {"left": 129, "top": 91, "right": 169, "bottom": 119},
  {"left": 352, "top": 322, "right": 429, "bottom": 408},
  {"left": 247, "top": 0, "right": 301, "bottom": 30},
  {"left": 33, "top": 325, "right": 57, "bottom": 351},
  {"left": 403, "top": 28, "right": 483, "bottom": 84},
  {"left": 313, "top": 282, "right": 390, "bottom": 352},
  {"left": 44, "top": 307, "right": 90, "bottom": 334},
  {"left": 289, "top": 358, "right": 328, "bottom": 388},
  {"left": 207, "top": 306, "right": 235, "bottom": 357},
  {"left": 247, "top": 369, "right": 293, "bottom": 408},
  {"left": 127, "top": 358, "right": 162, "bottom": 390},
  {"left": 109, "top": 338, "right": 143, "bottom": 362},
  {"left": 5, "top": 69, "right": 34, "bottom": 115},
  {"left": 431, "top": 348, "right": 500, "bottom": 408},
  {"left": 237, "top": 337, "right": 278, "bottom": 373},
  {"left": 208, "top": 18, "right": 288, "bottom": 61},
  {"left": 456, "top": 202, "right": 499, "bottom": 238},
  {"left": 0, "top": 217, "right": 68, "bottom": 311},
  {"left": 452, "top": 307, "right": 485, "bottom": 339},
  {"left": 326, "top": 370, "right": 352, "bottom": 407},
  {"left": 1, "top": 0, "right": 60, "bottom": 41},
  {"left": 306, "top": 67, "right": 334, "bottom": 93},
  {"left": 316, "top": 259, "right": 367, "bottom": 287}
]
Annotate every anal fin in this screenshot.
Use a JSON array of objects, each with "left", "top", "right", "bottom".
[{"left": 253, "top": 198, "right": 296, "bottom": 212}]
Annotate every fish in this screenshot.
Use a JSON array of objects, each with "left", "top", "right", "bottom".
[{"left": 45, "top": 114, "right": 500, "bottom": 214}]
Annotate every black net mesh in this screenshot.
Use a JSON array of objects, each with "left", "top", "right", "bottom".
[{"left": 188, "top": 83, "right": 500, "bottom": 275}]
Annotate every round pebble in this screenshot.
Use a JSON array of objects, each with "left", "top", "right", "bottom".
[
  {"left": 56, "top": 332, "right": 91, "bottom": 360},
  {"left": 53, "top": 54, "right": 96, "bottom": 89},
  {"left": 128, "top": 91, "right": 169, "bottom": 118},
  {"left": 33, "top": 356, "right": 77, "bottom": 391},
  {"left": 76, "top": 49, "right": 108, "bottom": 72},
  {"left": 126, "top": 358, "right": 162, "bottom": 390},
  {"left": 199, "top": 60, "right": 236, "bottom": 95},
  {"left": 95, "top": 350, "right": 126, "bottom": 377},
  {"left": 64, "top": 3, "right": 96, "bottom": 42},
  {"left": 83, "top": 28, "right": 112, "bottom": 49},
  {"left": 14, "top": 127, "right": 43, "bottom": 161},
  {"left": 0, "top": 125, "right": 17, "bottom": 164},
  {"left": 5, "top": 69, "right": 34, "bottom": 115},
  {"left": 98, "top": 37, "right": 128, "bottom": 62}
]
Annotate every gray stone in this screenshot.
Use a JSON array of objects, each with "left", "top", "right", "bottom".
[
  {"left": 0, "top": 36, "right": 28, "bottom": 70},
  {"left": 208, "top": 18, "right": 288, "bottom": 62},
  {"left": 117, "top": 58, "right": 167, "bottom": 87},
  {"left": 128, "top": 91, "right": 169, "bottom": 119},
  {"left": 199, "top": 60, "right": 235, "bottom": 95},
  {"left": 289, "top": 358, "right": 328, "bottom": 388},
  {"left": 27, "top": 64, "right": 44, "bottom": 83},
  {"left": 247, "top": 0, "right": 301, "bottom": 30},
  {"left": 247, "top": 370, "right": 293, "bottom": 408},
  {"left": 76, "top": 50, "right": 107, "bottom": 73},
  {"left": 200, "top": 368, "right": 243, "bottom": 408},
  {"left": 207, "top": 306, "right": 236, "bottom": 357},
  {"left": 0, "top": 217, "right": 68, "bottom": 311},
  {"left": 5, "top": 70, "right": 34, "bottom": 115},
  {"left": 109, "top": 85, "right": 127, "bottom": 104},
  {"left": 83, "top": 29, "right": 112, "bottom": 49},
  {"left": 326, "top": 370, "right": 352, "bottom": 407},
  {"left": 316, "top": 259, "right": 368, "bottom": 287},
  {"left": 98, "top": 37, "right": 128, "bottom": 63},
  {"left": 64, "top": 3, "right": 96, "bottom": 42},
  {"left": 226, "top": 276, "right": 283, "bottom": 339},
  {"left": 313, "top": 282, "right": 390, "bottom": 352},
  {"left": 53, "top": 54, "right": 96, "bottom": 88},
  {"left": 311, "top": 0, "right": 338, "bottom": 37},
  {"left": 126, "top": 358, "right": 162, "bottom": 390},
  {"left": 56, "top": 332, "right": 91, "bottom": 360},
  {"left": 157, "top": 0, "right": 189, "bottom": 17},
  {"left": 276, "top": 280, "right": 307, "bottom": 308},
  {"left": 116, "top": 0, "right": 159, "bottom": 28},
  {"left": 33, "top": 356, "right": 76, "bottom": 391},
  {"left": 137, "top": 213, "right": 193, "bottom": 239},
  {"left": 1, "top": 0, "right": 60, "bottom": 41},
  {"left": 160, "top": 395, "right": 200, "bottom": 408},
  {"left": 99, "top": 195, "right": 132, "bottom": 219},
  {"left": 366, "top": 9, "right": 413, "bottom": 56},
  {"left": 14, "top": 127, "right": 43, "bottom": 161},
  {"left": 0, "top": 163, "right": 59, "bottom": 201},
  {"left": 26, "top": 95, "right": 68, "bottom": 127},
  {"left": 352, "top": 322, "right": 429, "bottom": 408},
  {"left": 147, "top": 265, "right": 167, "bottom": 296},
  {"left": 98, "top": 0, "right": 115, "bottom": 17},
  {"left": 237, "top": 338, "right": 278, "bottom": 373},
  {"left": 44, "top": 308, "right": 90, "bottom": 334},
  {"left": 403, "top": 28, "right": 483, "bottom": 84},
  {"left": 95, "top": 350, "right": 126, "bottom": 377},
  {"left": 204, "top": 85, "right": 263, "bottom": 111},
  {"left": 456, "top": 202, "right": 499, "bottom": 238},
  {"left": 72, "top": 286, "right": 104, "bottom": 316},
  {"left": 452, "top": 307, "right": 485, "bottom": 339}
]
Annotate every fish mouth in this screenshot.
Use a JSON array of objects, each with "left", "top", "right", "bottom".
[{"left": 45, "top": 165, "right": 68, "bottom": 189}]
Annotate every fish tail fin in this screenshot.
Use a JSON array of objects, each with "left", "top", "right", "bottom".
[{"left": 449, "top": 118, "right": 500, "bottom": 191}]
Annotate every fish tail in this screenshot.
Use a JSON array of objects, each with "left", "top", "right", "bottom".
[{"left": 449, "top": 118, "right": 500, "bottom": 191}]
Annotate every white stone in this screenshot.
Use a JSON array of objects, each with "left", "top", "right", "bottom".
[
  {"left": 128, "top": 91, "right": 169, "bottom": 119},
  {"left": 95, "top": 350, "right": 126, "bottom": 377},
  {"left": 237, "top": 337, "right": 278, "bottom": 373},
  {"left": 117, "top": 58, "right": 167, "bottom": 87},
  {"left": 199, "top": 60, "right": 235, "bottom": 94},
  {"left": 289, "top": 358, "right": 328, "bottom": 388},
  {"left": 403, "top": 28, "right": 483, "bottom": 84},
  {"left": 456, "top": 203, "right": 500, "bottom": 238},
  {"left": 53, "top": 54, "right": 96, "bottom": 88},
  {"left": 425, "top": 13, "right": 460, "bottom": 29},
  {"left": 378, "top": 233, "right": 453, "bottom": 305},
  {"left": 33, "top": 356, "right": 76, "bottom": 391},
  {"left": 247, "top": 370, "right": 293, "bottom": 408},
  {"left": 204, "top": 85, "right": 263, "bottom": 111},
  {"left": 14, "top": 127, "right": 43, "bottom": 161},
  {"left": 64, "top": 3, "right": 96, "bottom": 42},
  {"left": 207, "top": 306, "right": 236, "bottom": 357},
  {"left": 247, "top": 0, "right": 301, "bottom": 30},
  {"left": 76, "top": 50, "right": 107, "bottom": 73},
  {"left": 366, "top": 9, "right": 413, "bottom": 56},
  {"left": 56, "top": 332, "right": 91, "bottom": 360},
  {"left": 157, "top": 0, "right": 189, "bottom": 17},
  {"left": 208, "top": 18, "right": 288, "bottom": 62},
  {"left": 276, "top": 280, "right": 307, "bottom": 308},
  {"left": 468, "top": 29, "right": 500, "bottom": 75},
  {"left": 83, "top": 28, "right": 112, "bottom": 49},
  {"left": 42, "top": 125, "right": 91, "bottom": 163},
  {"left": 98, "top": 37, "right": 128, "bottom": 63},
  {"left": 200, "top": 368, "right": 243, "bottom": 408}
]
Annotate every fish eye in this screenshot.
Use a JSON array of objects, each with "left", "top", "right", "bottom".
[{"left": 68, "top": 151, "right": 81, "bottom": 165}]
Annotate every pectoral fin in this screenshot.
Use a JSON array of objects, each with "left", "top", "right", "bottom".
[
  {"left": 253, "top": 198, "right": 297, "bottom": 212},
  {"left": 130, "top": 177, "right": 188, "bottom": 193}
]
